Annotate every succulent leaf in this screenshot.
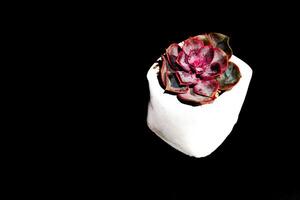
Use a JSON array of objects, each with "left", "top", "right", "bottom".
[
  {"left": 165, "top": 72, "right": 189, "bottom": 94},
  {"left": 193, "top": 79, "right": 219, "bottom": 97},
  {"left": 208, "top": 32, "right": 233, "bottom": 59},
  {"left": 175, "top": 71, "right": 199, "bottom": 86},
  {"left": 160, "top": 55, "right": 188, "bottom": 94},
  {"left": 182, "top": 36, "right": 204, "bottom": 55},
  {"left": 176, "top": 51, "right": 192, "bottom": 72},
  {"left": 166, "top": 43, "right": 182, "bottom": 70},
  {"left": 160, "top": 55, "right": 168, "bottom": 87},
  {"left": 217, "top": 61, "right": 241, "bottom": 90},
  {"left": 193, "top": 34, "right": 211, "bottom": 45},
  {"left": 177, "top": 88, "right": 215, "bottom": 105},
  {"left": 189, "top": 46, "right": 214, "bottom": 67},
  {"left": 201, "top": 48, "right": 228, "bottom": 79}
]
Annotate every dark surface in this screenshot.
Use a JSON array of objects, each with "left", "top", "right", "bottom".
[{"left": 7, "top": 4, "right": 299, "bottom": 199}]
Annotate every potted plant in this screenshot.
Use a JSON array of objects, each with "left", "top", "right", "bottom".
[{"left": 147, "top": 33, "right": 252, "bottom": 157}]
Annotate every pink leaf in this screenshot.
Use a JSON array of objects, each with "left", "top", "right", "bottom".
[
  {"left": 175, "top": 71, "right": 199, "bottom": 86},
  {"left": 201, "top": 48, "right": 228, "bottom": 79},
  {"left": 188, "top": 46, "right": 214, "bottom": 74},
  {"left": 182, "top": 36, "right": 204, "bottom": 55},
  {"left": 193, "top": 79, "right": 219, "bottom": 97},
  {"left": 177, "top": 88, "right": 215, "bottom": 105},
  {"left": 176, "top": 51, "right": 191, "bottom": 72},
  {"left": 166, "top": 43, "right": 182, "bottom": 70}
]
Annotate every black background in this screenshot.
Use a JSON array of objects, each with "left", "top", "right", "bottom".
[
  {"left": 7, "top": 3, "right": 299, "bottom": 199},
  {"left": 56, "top": 5, "right": 299, "bottom": 199}
]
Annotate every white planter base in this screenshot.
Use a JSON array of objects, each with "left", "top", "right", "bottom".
[{"left": 147, "top": 55, "right": 252, "bottom": 158}]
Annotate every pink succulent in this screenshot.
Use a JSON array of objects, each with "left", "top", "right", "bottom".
[{"left": 159, "top": 33, "right": 241, "bottom": 106}]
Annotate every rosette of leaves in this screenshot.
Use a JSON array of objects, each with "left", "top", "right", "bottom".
[{"left": 159, "top": 33, "right": 241, "bottom": 105}]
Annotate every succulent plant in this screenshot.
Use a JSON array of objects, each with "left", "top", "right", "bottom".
[{"left": 159, "top": 33, "right": 241, "bottom": 105}]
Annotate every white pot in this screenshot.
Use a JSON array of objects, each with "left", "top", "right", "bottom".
[{"left": 146, "top": 55, "right": 252, "bottom": 158}]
